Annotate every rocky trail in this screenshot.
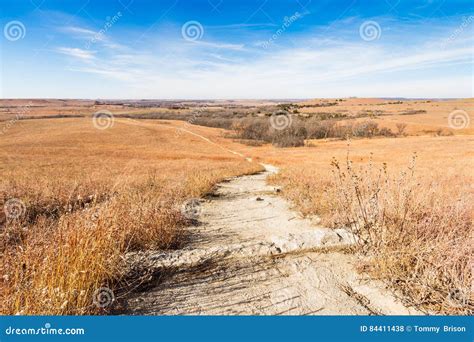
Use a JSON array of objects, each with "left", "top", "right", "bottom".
[{"left": 118, "top": 163, "right": 419, "bottom": 315}]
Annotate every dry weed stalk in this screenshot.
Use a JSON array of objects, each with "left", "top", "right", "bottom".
[{"left": 328, "top": 152, "right": 472, "bottom": 314}]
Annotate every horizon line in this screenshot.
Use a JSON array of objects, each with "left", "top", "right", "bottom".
[{"left": 1, "top": 97, "right": 472, "bottom": 101}]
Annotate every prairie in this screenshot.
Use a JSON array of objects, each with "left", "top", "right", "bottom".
[
  {"left": 0, "top": 98, "right": 472, "bottom": 315},
  {"left": 253, "top": 136, "right": 473, "bottom": 314},
  {"left": 3, "top": 98, "right": 472, "bottom": 136},
  {"left": 0, "top": 117, "right": 261, "bottom": 314}
]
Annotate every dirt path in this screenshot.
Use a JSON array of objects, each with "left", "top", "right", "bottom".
[{"left": 120, "top": 163, "right": 420, "bottom": 315}]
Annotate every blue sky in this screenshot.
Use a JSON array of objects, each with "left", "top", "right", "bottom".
[{"left": 1, "top": 0, "right": 473, "bottom": 99}]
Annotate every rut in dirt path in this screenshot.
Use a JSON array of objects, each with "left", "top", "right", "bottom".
[{"left": 120, "top": 164, "right": 420, "bottom": 315}]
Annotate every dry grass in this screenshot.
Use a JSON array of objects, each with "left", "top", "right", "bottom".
[
  {"left": 264, "top": 136, "right": 473, "bottom": 314},
  {"left": 328, "top": 154, "right": 472, "bottom": 314},
  {"left": 0, "top": 118, "right": 261, "bottom": 314},
  {"left": 1, "top": 97, "right": 472, "bottom": 315}
]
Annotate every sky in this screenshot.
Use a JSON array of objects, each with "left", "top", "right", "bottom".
[{"left": 0, "top": 0, "right": 473, "bottom": 99}]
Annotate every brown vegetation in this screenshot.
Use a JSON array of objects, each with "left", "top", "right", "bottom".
[
  {"left": 232, "top": 116, "right": 397, "bottom": 147},
  {"left": 328, "top": 155, "right": 472, "bottom": 314},
  {"left": 265, "top": 137, "right": 473, "bottom": 314},
  {"left": 1, "top": 97, "right": 472, "bottom": 315},
  {"left": 0, "top": 118, "right": 261, "bottom": 314}
]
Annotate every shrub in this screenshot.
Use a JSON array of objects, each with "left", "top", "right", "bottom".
[
  {"left": 193, "top": 117, "right": 234, "bottom": 129},
  {"left": 331, "top": 123, "right": 354, "bottom": 139},
  {"left": 306, "top": 118, "right": 336, "bottom": 139},
  {"left": 352, "top": 121, "right": 379, "bottom": 137},
  {"left": 396, "top": 123, "right": 408, "bottom": 136},
  {"left": 232, "top": 118, "right": 270, "bottom": 141},
  {"left": 434, "top": 128, "right": 454, "bottom": 137},
  {"left": 271, "top": 131, "right": 305, "bottom": 147},
  {"left": 232, "top": 117, "right": 399, "bottom": 146},
  {"left": 233, "top": 117, "right": 305, "bottom": 147},
  {"left": 379, "top": 127, "right": 395, "bottom": 137}
]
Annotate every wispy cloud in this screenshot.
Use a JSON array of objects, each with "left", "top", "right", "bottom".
[
  {"left": 207, "top": 23, "right": 279, "bottom": 29},
  {"left": 190, "top": 40, "right": 246, "bottom": 51},
  {"left": 68, "top": 66, "right": 138, "bottom": 81},
  {"left": 61, "top": 26, "right": 99, "bottom": 39},
  {"left": 59, "top": 25, "right": 126, "bottom": 50},
  {"left": 56, "top": 47, "right": 96, "bottom": 60},
  {"left": 51, "top": 15, "right": 474, "bottom": 98}
]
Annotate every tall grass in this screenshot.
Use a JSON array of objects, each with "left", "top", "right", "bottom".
[
  {"left": 0, "top": 118, "right": 261, "bottom": 314},
  {"left": 330, "top": 154, "right": 472, "bottom": 313},
  {"left": 1, "top": 177, "right": 183, "bottom": 314},
  {"left": 271, "top": 151, "right": 473, "bottom": 314},
  {"left": 0, "top": 166, "right": 261, "bottom": 314}
]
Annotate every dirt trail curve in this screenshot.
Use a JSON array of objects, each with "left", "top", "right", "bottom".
[
  {"left": 119, "top": 159, "right": 420, "bottom": 315},
  {"left": 116, "top": 119, "right": 419, "bottom": 315}
]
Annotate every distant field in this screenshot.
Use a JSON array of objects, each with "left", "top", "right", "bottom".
[
  {"left": 0, "top": 98, "right": 281, "bottom": 121},
  {"left": 1, "top": 98, "right": 472, "bottom": 136},
  {"left": 296, "top": 98, "right": 473, "bottom": 135}
]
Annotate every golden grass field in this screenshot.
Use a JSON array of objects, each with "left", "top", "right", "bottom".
[
  {"left": 0, "top": 117, "right": 261, "bottom": 314},
  {"left": 0, "top": 98, "right": 472, "bottom": 314}
]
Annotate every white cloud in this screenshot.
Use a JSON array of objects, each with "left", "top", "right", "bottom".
[
  {"left": 188, "top": 40, "right": 246, "bottom": 51},
  {"left": 60, "top": 25, "right": 126, "bottom": 50},
  {"left": 62, "top": 26, "right": 98, "bottom": 39},
  {"left": 52, "top": 18, "right": 474, "bottom": 99},
  {"left": 56, "top": 47, "right": 96, "bottom": 60}
]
